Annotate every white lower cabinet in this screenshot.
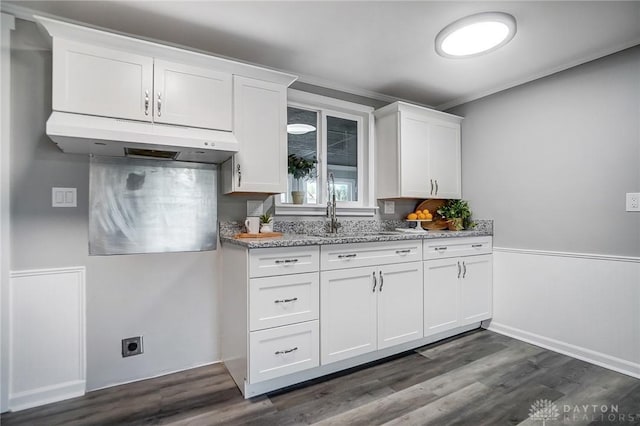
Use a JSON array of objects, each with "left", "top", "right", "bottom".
[
  {"left": 320, "top": 261, "right": 424, "bottom": 364},
  {"left": 222, "top": 237, "right": 492, "bottom": 398},
  {"left": 424, "top": 253, "right": 493, "bottom": 336},
  {"left": 249, "top": 320, "right": 319, "bottom": 384}
]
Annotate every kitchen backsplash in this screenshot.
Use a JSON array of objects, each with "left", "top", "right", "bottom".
[{"left": 220, "top": 218, "right": 493, "bottom": 237}]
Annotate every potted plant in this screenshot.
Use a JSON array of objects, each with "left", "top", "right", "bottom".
[
  {"left": 437, "top": 199, "right": 474, "bottom": 231},
  {"left": 287, "top": 154, "right": 316, "bottom": 204},
  {"left": 259, "top": 213, "right": 273, "bottom": 233}
]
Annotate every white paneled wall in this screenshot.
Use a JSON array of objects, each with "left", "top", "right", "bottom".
[
  {"left": 9, "top": 267, "right": 85, "bottom": 411},
  {"left": 489, "top": 249, "right": 640, "bottom": 378}
]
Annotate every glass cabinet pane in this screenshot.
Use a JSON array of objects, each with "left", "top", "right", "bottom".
[
  {"left": 327, "top": 116, "right": 358, "bottom": 202},
  {"left": 285, "top": 107, "right": 318, "bottom": 204}
]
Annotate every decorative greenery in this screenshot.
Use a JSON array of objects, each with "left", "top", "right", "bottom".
[
  {"left": 259, "top": 213, "right": 272, "bottom": 224},
  {"left": 288, "top": 154, "right": 317, "bottom": 180},
  {"left": 437, "top": 199, "right": 476, "bottom": 229}
]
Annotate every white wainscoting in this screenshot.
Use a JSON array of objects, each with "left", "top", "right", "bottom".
[
  {"left": 488, "top": 248, "right": 640, "bottom": 379},
  {"left": 9, "top": 267, "right": 86, "bottom": 411}
]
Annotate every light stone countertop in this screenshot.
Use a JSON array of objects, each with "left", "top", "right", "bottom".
[{"left": 220, "top": 228, "right": 492, "bottom": 249}]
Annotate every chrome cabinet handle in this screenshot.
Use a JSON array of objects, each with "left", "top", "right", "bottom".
[
  {"left": 275, "top": 347, "right": 298, "bottom": 355},
  {"left": 463, "top": 261, "right": 467, "bottom": 278},
  {"left": 275, "top": 259, "right": 299, "bottom": 264},
  {"left": 457, "top": 261, "right": 461, "bottom": 279},
  {"left": 395, "top": 249, "right": 411, "bottom": 255},
  {"left": 338, "top": 254, "right": 357, "bottom": 259},
  {"left": 157, "top": 92, "right": 162, "bottom": 117},
  {"left": 472, "top": 244, "right": 483, "bottom": 248},
  {"left": 435, "top": 247, "right": 448, "bottom": 251},
  {"left": 379, "top": 270, "right": 384, "bottom": 292},
  {"left": 372, "top": 271, "right": 377, "bottom": 292},
  {"left": 274, "top": 297, "right": 298, "bottom": 304},
  {"left": 144, "top": 90, "right": 150, "bottom": 115},
  {"left": 237, "top": 164, "right": 241, "bottom": 187},
  {"left": 435, "top": 179, "right": 439, "bottom": 195},
  {"left": 430, "top": 179, "right": 434, "bottom": 195}
]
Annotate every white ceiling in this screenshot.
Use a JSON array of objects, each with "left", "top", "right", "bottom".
[{"left": 5, "top": 1, "right": 640, "bottom": 109}]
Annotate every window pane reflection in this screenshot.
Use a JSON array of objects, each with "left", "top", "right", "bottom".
[
  {"left": 284, "top": 107, "right": 318, "bottom": 204},
  {"left": 327, "top": 116, "right": 358, "bottom": 202}
]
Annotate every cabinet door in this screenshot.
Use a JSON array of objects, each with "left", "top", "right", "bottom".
[
  {"left": 424, "top": 258, "right": 460, "bottom": 336},
  {"left": 460, "top": 254, "right": 493, "bottom": 325},
  {"left": 52, "top": 39, "right": 153, "bottom": 121},
  {"left": 428, "top": 121, "right": 461, "bottom": 199},
  {"left": 153, "top": 59, "right": 232, "bottom": 130},
  {"left": 321, "top": 267, "right": 377, "bottom": 364},
  {"left": 399, "top": 111, "right": 431, "bottom": 198},
  {"left": 377, "top": 262, "right": 424, "bottom": 349},
  {"left": 228, "top": 77, "right": 287, "bottom": 193}
]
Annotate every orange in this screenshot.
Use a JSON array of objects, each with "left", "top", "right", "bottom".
[
  {"left": 425, "top": 214, "right": 433, "bottom": 220},
  {"left": 407, "top": 213, "right": 418, "bottom": 220},
  {"left": 422, "top": 209, "right": 430, "bottom": 215},
  {"left": 417, "top": 213, "right": 426, "bottom": 220}
]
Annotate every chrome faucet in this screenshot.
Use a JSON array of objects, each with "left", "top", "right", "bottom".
[{"left": 327, "top": 173, "right": 339, "bottom": 234}]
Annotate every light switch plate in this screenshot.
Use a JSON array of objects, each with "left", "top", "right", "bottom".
[
  {"left": 247, "top": 200, "right": 264, "bottom": 217},
  {"left": 52, "top": 187, "right": 77, "bottom": 207},
  {"left": 383, "top": 201, "right": 395, "bottom": 214},
  {"left": 626, "top": 193, "right": 640, "bottom": 212}
]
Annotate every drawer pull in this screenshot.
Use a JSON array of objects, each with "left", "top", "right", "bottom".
[
  {"left": 395, "top": 249, "right": 411, "bottom": 255},
  {"left": 275, "top": 347, "right": 298, "bottom": 355},
  {"left": 435, "top": 247, "right": 448, "bottom": 251},
  {"left": 372, "top": 271, "right": 377, "bottom": 292},
  {"left": 275, "top": 259, "right": 299, "bottom": 264},
  {"left": 463, "top": 261, "right": 467, "bottom": 278},
  {"left": 274, "top": 297, "right": 298, "bottom": 304},
  {"left": 338, "top": 254, "right": 357, "bottom": 259},
  {"left": 472, "top": 244, "right": 483, "bottom": 248},
  {"left": 379, "top": 270, "right": 384, "bottom": 292},
  {"left": 457, "top": 261, "right": 461, "bottom": 279}
]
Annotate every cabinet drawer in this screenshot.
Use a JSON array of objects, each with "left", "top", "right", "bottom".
[
  {"left": 249, "top": 321, "right": 319, "bottom": 384},
  {"left": 423, "top": 237, "right": 492, "bottom": 260},
  {"left": 321, "top": 241, "right": 422, "bottom": 271},
  {"left": 250, "top": 273, "right": 319, "bottom": 331},
  {"left": 249, "top": 246, "right": 319, "bottom": 278}
]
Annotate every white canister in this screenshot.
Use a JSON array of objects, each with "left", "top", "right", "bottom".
[{"left": 244, "top": 217, "right": 260, "bottom": 234}]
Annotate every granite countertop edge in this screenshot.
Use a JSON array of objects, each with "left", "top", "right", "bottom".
[{"left": 220, "top": 229, "right": 493, "bottom": 249}]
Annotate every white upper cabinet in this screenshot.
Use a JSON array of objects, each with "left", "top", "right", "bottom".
[
  {"left": 153, "top": 59, "right": 232, "bottom": 130},
  {"left": 52, "top": 39, "right": 153, "bottom": 122},
  {"left": 375, "top": 101, "right": 462, "bottom": 200},
  {"left": 222, "top": 76, "right": 288, "bottom": 194}
]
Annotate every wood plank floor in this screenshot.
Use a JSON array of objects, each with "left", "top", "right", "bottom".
[{"left": 2, "top": 329, "right": 639, "bottom": 425}]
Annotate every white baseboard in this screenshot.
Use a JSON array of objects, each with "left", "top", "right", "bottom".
[
  {"left": 488, "top": 322, "right": 640, "bottom": 379},
  {"left": 89, "top": 360, "right": 222, "bottom": 392},
  {"left": 9, "top": 380, "right": 85, "bottom": 412}
]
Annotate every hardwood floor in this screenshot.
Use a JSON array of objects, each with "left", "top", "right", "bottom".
[{"left": 2, "top": 329, "right": 639, "bottom": 425}]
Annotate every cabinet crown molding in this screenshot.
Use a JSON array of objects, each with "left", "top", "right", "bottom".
[{"left": 34, "top": 15, "right": 298, "bottom": 87}]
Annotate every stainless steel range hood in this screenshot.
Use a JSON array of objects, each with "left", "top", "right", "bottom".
[{"left": 47, "top": 111, "right": 239, "bottom": 164}]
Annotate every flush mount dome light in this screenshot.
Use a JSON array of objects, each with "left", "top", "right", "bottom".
[
  {"left": 435, "top": 12, "right": 516, "bottom": 58},
  {"left": 287, "top": 123, "right": 316, "bottom": 135}
]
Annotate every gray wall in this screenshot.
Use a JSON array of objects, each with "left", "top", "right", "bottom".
[
  {"left": 10, "top": 19, "right": 220, "bottom": 391},
  {"left": 450, "top": 46, "right": 640, "bottom": 257}
]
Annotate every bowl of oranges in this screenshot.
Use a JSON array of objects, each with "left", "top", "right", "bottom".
[{"left": 406, "top": 209, "right": 433, "bottom": 222}]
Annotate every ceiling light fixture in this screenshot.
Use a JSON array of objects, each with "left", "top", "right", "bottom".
[
  {"left": 287, "top": 123, "right": 316, "bottom": 135},
  {"left": 435, "top": 12, "right": 516, "bottom": 58}
]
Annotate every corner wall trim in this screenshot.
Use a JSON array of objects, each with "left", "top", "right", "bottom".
[
  {"left": 493, "top": 246, "right": 640, "bottom": 263},
  {"left": 488, "top": 322, "right": 640, "bottom": 380}
]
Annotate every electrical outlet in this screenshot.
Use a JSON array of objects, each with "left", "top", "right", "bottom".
[
  {"left": 52, "top": 187, "right": 77, "bottom": 207},
  {"left": 383, "top": 201, "right": 395, "bottom": 214},
  {"left": 122, "top": 336, "right": 143, "bottom": 357},
  {"left": 626, "top": 193, "right": 640, "bottom": 212}
]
